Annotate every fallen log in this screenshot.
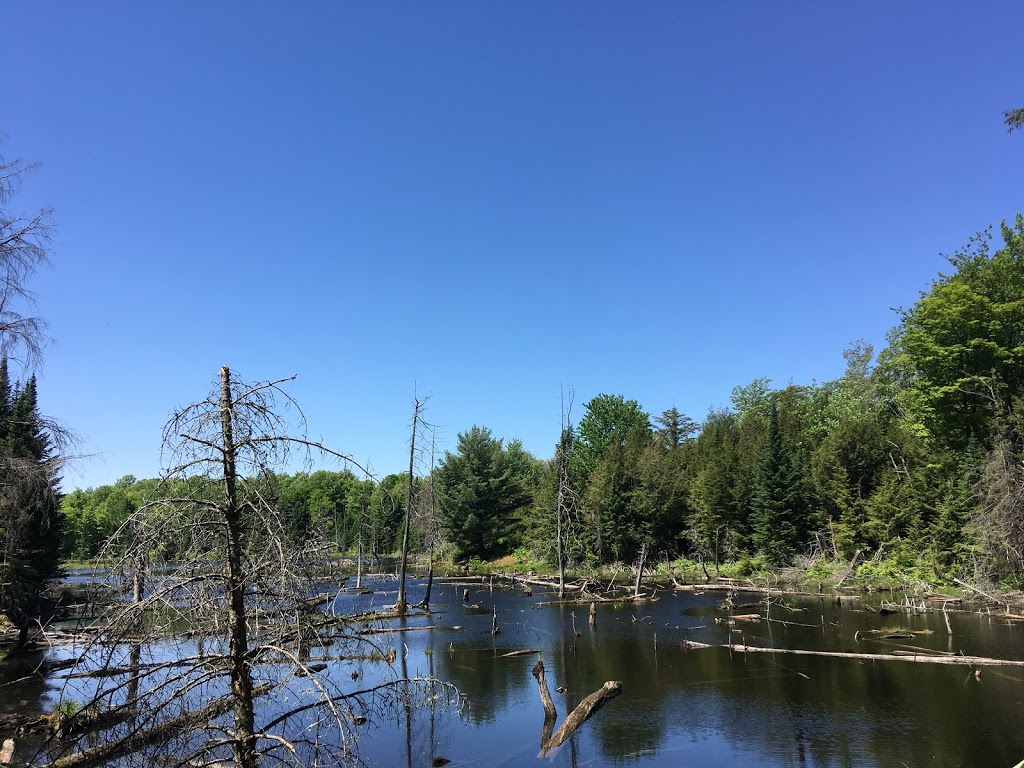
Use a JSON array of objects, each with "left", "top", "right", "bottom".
[
  {"left": 534, "top": 594, "right": 659, "bottom": 607},
  {"left": 546, "top": 681, "right": 622, "bottom": 753},
  {"left": 501, "top": 649, "right": 541, "bottom": 657},
  {"left": 504, "top": 576, "right": 581, "bottom": 592},
  {"left": 686, "top": 641, "right": 1024, "bottom": 667},
  {"left": 354, "top": 625, "right": 452, "bottom": 636},
  {"left": 46, "top": 683, "right": 274, "bottom": 768}
]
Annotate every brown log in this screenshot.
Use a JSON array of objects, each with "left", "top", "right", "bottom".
[
  {"left": 530, "top": 660, "right": 557, "bottom": 721},
  {"left": 530, "top": 659, "right": 622, "bottom": 756},
  {"left": 530, "top": 659, "right": 558, "bottom": 751},
  {"left": 685, "top": 640, "right": 1024, "bottom": 667},
  {"left": 544, "top": 681, "right": 622, "bottom": 754},
  {"left": 47, "top": 684, "right": 274, "bottom": 768}
]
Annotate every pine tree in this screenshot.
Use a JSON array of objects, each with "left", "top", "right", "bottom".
[
  {"left": 0, "top": 363, "right": 63, "bottom": 646},
  {"left": 750, "top": 407, "right": 802, "bottom": 564}
]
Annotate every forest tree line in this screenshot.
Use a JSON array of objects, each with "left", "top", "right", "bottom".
[{"left": 62, "top": 216, "right": 1024, "bottom": 588}]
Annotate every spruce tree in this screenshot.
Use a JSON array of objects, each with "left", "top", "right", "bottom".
[
  {"left": 750, "top": 407, "right": 801, "bottom": 564},
  {"left": 0, "top": 363, "right": 63, "bottom": 646}
]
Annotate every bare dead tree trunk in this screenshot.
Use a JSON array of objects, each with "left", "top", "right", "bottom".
[
  {"left": 219, "top": 367, "right": 258, "bottom": 768},
  {"left": 633, "top": 542, "right": 647, "bottom": 599},
  {"left": 397, "top": 395, "right": 426, "bottom": 616},
  {"left": 556, "top": 428, "right": 572, "bottom": 601},
  {"left": 356, "top": 499, "right": 365, "bottom": 590},
  {"left": 556, "top": 391, "right": 574, "bottom": 600},
  {"left": 54, "top": 367, "right": 439, "bottom": 768},
  {"left": 530, "top": 659, "right": 621, "bottom": 757},
  {"left": 419, "top": 437, "right": 438, "bottom": 610}
]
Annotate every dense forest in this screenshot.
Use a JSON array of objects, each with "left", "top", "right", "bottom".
[{"left": 62, "top": 216, "right": 1024, "bottom": 589}]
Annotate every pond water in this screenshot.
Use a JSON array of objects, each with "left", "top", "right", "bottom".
[
  {"left": 9, "top": 572, "right": 1024, "bottom": 767},
  {"left": 334, "top": 576, "right": 1024, "bottom": 768}
]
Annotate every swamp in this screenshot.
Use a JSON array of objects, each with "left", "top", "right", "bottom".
[{"left": 3, "top": 568, "right": 1024, "bottom": 768}]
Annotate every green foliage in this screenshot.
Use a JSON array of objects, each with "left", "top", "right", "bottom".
[
  {"left": 1005, "top": 107, "right": 1024, "bottom": 133},
  {"left": 0, "top": 363, "right": 64, "bottom": 640},
  {"left": 575, "top": 393, "right": 652, "bottom": 475},
  {"left": 884, "top": 217, "right": 1024, "bottom": 452},
  {"left": 654, "top": 407, "right": 698, "bottom": 448},
  {"left": 435, "top": 426, "right": 532, "bottom": 561},
  {"left": 750, "top": 407, "right": 805, "bottom": 564},
  {"left": 717, "top": 555, "right": 771, "bottom": 579},
  {"left": 800, "top": 557, "right": 844, "bottom": 584},
  {"left": 54, "top": 212, "right": 1024, "bottom": 592}
]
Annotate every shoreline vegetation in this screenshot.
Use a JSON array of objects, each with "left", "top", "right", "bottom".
[{"left": 42, "top": 550, "right": 1024, "bottom": 611}]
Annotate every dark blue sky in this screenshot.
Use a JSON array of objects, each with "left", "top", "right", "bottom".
[{"left": 4, "top": 2, "right": 1022, "bottom": 488}]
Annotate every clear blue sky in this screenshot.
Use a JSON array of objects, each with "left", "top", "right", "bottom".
[{"left": 3, "top": 2, "right": 1022, "bottom": 490}]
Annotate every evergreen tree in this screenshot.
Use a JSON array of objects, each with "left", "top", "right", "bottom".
[
  {"left": 435, "top": 426, "right": 530, "bottom": 561},
  {"left": 750, "top": 407, "right": 802, "bottom": 564},
  {"left": 0, "top": 365, "right": 63, "bottom": 646}
]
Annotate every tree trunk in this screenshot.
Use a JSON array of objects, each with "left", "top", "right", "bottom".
[
  {"left": 356, "top": 501, "right": 364, "bottom": 590},
  {"left": 633, "top": 542, "right": 647, "bottom": 598},
  {"left": 555, "top": 427, "right": 572, "bottom": 600},
  {"left": 219, "top": 367, "right": 258, "bottom": 768},
  {"left": 397, "top": 397, "right": 422, "bottom": 616},
  {"left": 531, "top": 659, "right": 621, "bottom": 756}
]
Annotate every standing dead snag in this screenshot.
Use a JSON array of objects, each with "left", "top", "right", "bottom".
[
  {"left": 397, "top": 393, "right": 431, "bottom": 616},
  {"left": 49, "top": 367, "right": 453, "bottom": 768},
  {"left": 530, "top": 659, "right": 622, "bottom": 756}
]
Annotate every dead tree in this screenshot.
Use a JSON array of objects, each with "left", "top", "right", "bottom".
[
  {"left": 0, "top": 150, "right": 76, "bottom": 650},
  {"left": 416, "top": 435, "right": 440, "bottom": 610},
  {"left": 397, "top": 393, "right": 429, "bottom": 616},
  {"left": 45, "top": 368, "right": 452, "bottom": 768},
  {"left": 554, "top": 389, "right": 577, "bottom": 599},
  {"left": 0, "top": 150, "right": 52, "bottom": 367},
  {"left": 530, "top": 659, "right": 622, "bottom": 756}
]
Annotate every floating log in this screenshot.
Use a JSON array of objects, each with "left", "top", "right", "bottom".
[
  {"left": 685, "top": 641, "right": 1024, "bottom": 667},
  {"left": 534, "top": 593, "right": 659, "bottom": 607},
  {"left": 355, "top": 625, "right": 449, "bottom": 636},
  {"left": 501, "top": 649, "right": 541, "bottom": 657}
]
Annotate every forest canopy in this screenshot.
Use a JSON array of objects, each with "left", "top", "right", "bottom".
[{"left": 62, "top": 216, "right": 1024, "bottom": 590}]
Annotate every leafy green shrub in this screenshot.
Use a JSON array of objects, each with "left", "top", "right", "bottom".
[
  {"left": 801, "top": 558, "right": 842, "bottom": 583},
  {"left": 1000, "top": 573, "right": 1024, "bottom": 591},
  {"left": 718, "top": 555, "right": 770, "bottom": 578}
]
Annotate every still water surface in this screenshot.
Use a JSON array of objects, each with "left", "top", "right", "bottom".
[
  {"left": 12, "top": 572, "right": 1024, "bottom": 767},
  {"left": 339, "top": 576, "right": 1024, "bottom": 768}
]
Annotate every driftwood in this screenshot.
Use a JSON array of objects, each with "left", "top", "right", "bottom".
[
  {"left": 46, "top": 683, "right": 274, "bottom": 768},
  {"left": 685, "top": 640, "right": 1024, "bottom": 667},
  {"left": 530, "top": 659, "right": 622, "bottom": 756},
  {"left": 501, "top": 649, "right": 541, "bottom": 657},
  {"left": 503, "top": 575, "right": 582, "bottom": 592},
  {"left": 534, "top": 593, "right": 658, "bottom": 607},
  {"left": 355, "top": 625, "right": 454, "bottom": 636}
]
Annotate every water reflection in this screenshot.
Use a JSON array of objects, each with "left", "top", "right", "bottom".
[{"left": 11, "top": 573, "right": 1024, "bottom": 767}]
